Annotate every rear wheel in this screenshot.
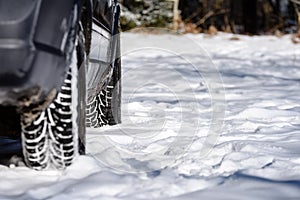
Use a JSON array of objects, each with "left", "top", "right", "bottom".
[
  {"left": 86, "top": 66, "right": 121, "bottom": 127},
  {"left": 86, "top": 35, "right": 121, "bottom": 128}
]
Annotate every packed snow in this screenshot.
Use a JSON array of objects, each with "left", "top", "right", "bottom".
[{"left": 1, "top": 32, "right": 300, "bottom": 199}]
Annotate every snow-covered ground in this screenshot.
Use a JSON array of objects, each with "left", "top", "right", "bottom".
[{"left": 1, "top": 32, "right": 300, "bottom": 199}]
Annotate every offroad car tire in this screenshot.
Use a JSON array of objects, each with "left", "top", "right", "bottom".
[
  {"left": 86, "top": 79, "right": 112, "bottom": 128},
  {"left": 21, "top": 32, "right": 87, "bottom": 170},
  {"left": 86, "top": 66, "right": 121, "bottom": 127},
  {"left": 86, "top": 35, "right": 121, "bottom": 128}
]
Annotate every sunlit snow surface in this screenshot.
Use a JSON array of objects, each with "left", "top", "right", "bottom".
[{"left": 1, "top": 33, "right": 300, "bottom": 199}]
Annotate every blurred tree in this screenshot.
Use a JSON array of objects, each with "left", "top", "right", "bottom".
[
  {"left": 291, "top": 0, "right": 300, "bottom": 30},
  {"left": 243, "top": 0, "right": 258, "bottom": 34},
  {"left": 179, "top": 0, "right": 202, "bottom": 22},
  {"left": 120, "top": 0, "right": 173, "bottom": 30},
  {"left": 120, "top": 0, "right": 298, "bottom": 34}
]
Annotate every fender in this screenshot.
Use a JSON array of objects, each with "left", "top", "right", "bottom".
[{"left": 0, "top": 0, "right": 83, "bottom": 106}]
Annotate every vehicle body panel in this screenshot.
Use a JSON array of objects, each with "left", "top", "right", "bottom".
[{"left": 0, "top": 0, "right": 78, "bottom": 106}]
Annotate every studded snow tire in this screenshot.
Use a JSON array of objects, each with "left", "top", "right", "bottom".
[{"left": 21, "top": 63, "right": 81, "bottom": 170}]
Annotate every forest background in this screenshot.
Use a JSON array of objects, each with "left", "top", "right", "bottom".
[{"left": 119, "top": 0, "right": 300, "bottom": 35}]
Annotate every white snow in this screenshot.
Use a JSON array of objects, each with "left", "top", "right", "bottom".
[{"left": 1, "top": 32, "right": 300, "bottom": 199}]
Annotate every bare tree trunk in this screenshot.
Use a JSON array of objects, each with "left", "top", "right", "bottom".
[
  {"left": 291, "top": 0, "right": 300, "bottom": 31},
  {"left": 169, "top": 0, "right": 180, "bottom": 31},
  {"left": 243, "top": 0, "right": 258, "bottom": 34}
]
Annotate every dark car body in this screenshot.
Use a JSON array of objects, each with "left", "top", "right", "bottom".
[{"left": 0, "top": 0, "right": 78, "bottom": 106}]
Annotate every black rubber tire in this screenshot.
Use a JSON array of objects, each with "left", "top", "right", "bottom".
[
  {"left": 86, "top": 82, "right": 112, "bottom": 128},
  {"left": 86, "top": 67, "right": 120, "bottom": 127},
  {"left": 21, "top": 59, "right": 85, "bottom": 170},
  {"left": 20, "top": 30, "right": 87, "bottom": 170},
  {"left": 86, "top": 34, "right": 121, "bottom": 128}
]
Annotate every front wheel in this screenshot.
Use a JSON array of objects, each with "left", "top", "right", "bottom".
[{"left": 21, "top": 37, "right": 86, "bottom": 170}]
